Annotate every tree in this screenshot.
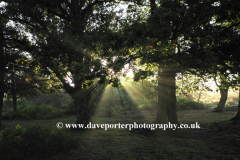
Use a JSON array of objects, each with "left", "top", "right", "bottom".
[
  {"left": 99, "top": 0, "right": 215, "bottom": 124},
  {"left": 4, "top": 0, "right": 239, "bottom": 126},
  {"left": 213, "top": 73, "right": 230, "bottom": 112},
  {"left": 5, "top": 0, "right": 120, "bottom": 125},
  {"left": 140, "top": 0, "right": 240, "bottom": 123},
  {"left": 4, "top": 58, "right": 62, "bottom": 113},
  {"left": 206, "top": 0, "right": 240, "bottom": 116},
  {"left": 0, "top": 5, "right": 32, "bottom": 125},
  {"left": 0, "top": 2, "right": 63, "bottom": 126},
  {"left": 0, "top": 10, "right": 5, "bottom": 125},
  {"left": 231, "top": 88, "right": 240, "bottom": 122},
  {"left": 96, "top": 0, "right": 240, "bottom": 125}
]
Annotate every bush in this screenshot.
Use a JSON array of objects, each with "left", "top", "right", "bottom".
[
  {"left": 18, "top": 104, "right": 63, "bottom": 119},
  {"left": 25, "top": 92, "right": 72, "bottom": 108},
  {"left": 62, "top": 101, "right": 76, "bottom": 115},
  {"left": 2, "top": 108, "right": 16, "bottom": 119},
  {"left": 137, "top": 99, "right": 158, "bottom": 111},
  {"left": 2, "top": 104, "right": 63, "bottom": 120},
  {"left": 177, "top": 97, "right": 205, "bottom": 110},
  {"left": 0, "top": 124, "right": 78, "bottom": 160},
  {"left": 138, "top": 105, "right": 154, "bottom": 111},
  {"left": 17, "top": 98, "right": 28, "bottom": 109},
  {"left": 123, "top": 104, "right": 137, "bottom": 111}
]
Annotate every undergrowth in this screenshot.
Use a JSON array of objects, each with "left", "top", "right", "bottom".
[{"left": 0, "top": 124, "right": 78, "bottom": 160}]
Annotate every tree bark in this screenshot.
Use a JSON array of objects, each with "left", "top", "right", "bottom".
[
  {"left": 0, "top": 22, "right": 4, "bottom": 126},
  {"left": 213, "top": 88, "right": 228, "bottom": 112},
  {"left": 73, "top": 94, "right": 92, "bottom": 126},
  {"left": 230, "top": 88, "right": 240, "bottom": 121},
  {"left": 68, "top": 83, "right": 98, "bottom": 127},
  {"left": 156, "top": 68, "right": 168, "bottom": 124},
  {"left": 12, "top": 87, "right": 17, "bottom": 112},
  {"left": 156, "top": 67, "right": 179, "bottom": 124},
  {"left": 11, "top": 65, "right": 17, "bottom": 113},
  {"left": 167, "top": 72, "right": 179, "bottom": 124}
]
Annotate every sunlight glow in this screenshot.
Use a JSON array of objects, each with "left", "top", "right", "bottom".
[
  {"left": 120, "top": 81, "right": 144, "bottom": 107},
  {"left": 96, "top": 85, "right": 122, "bottom": 115}
]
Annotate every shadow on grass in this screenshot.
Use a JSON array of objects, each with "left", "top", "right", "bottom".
[{"left": 1, "top": 109, "right": 240, "bottom": 160}]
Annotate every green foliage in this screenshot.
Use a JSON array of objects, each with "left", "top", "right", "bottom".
[
  {"left": 2, "top": 108, "right": 15, "bottom": 119},
  {"left": 176, "top": 72, "right": 211, "bottom": 96},
  {"left": 19, "top": 105, "right": 63, "bottom": 119},
  {"left": 26, "top": 92, "right": 71, "bottom": 107},
  {"left": 177, "top": 97, "right": 205, "bottom": 110},
  {"left": 102, "top": 105, "right": 116, "bottom": 117},
  {"left": 89, "top": 84, "right": 138, "bottom": 116},
  {"left": 2, "top": 93, "right": 77, "bottom": 119},
  {"left": 97, "top": 104, "right": 125, "bottom": 117},
  {"left": 17, "top": 98, "right": 28, "bottom": 108},
  {"left": 122, "top": 104, "right": 137, "bottom": 111},
  {"left": 3, "top": 100, "right": 12, "bottom": 110},
  {"left": 2, "top": 98, "right": 28, "bottom": 116},
  {"left": 62, "top": 101, "right": 76, "bottom": 115},
  {"left": 3, "top": 104, "right": 63, "bottom": 120},
  {"left": 0, "top": 125, "right": 78, "bottom": 160},
  {"left": 122, "top": 95, "right": 136, "bottom": 108},
  {"left": 138, "top": 99, "right": 158, "bottom": 111}
]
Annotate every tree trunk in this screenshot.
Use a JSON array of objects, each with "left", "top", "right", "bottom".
[
  {"left": 0, "top": 22, "right": 4, "bottom": 126},
  {"left": 73, "top": 94, "right": 92, "bottom": 126},
  {"left": 213, "top": 88, "right": 228, "bottom": 112},
  {"left": 0, "top": 91, "right": 3, "bottom": 126},
  {"left": 12, "top": 88, "right": 17, "bottom": 112},
  {"left": 11, "top": 65, "right": 17, "bottom": 113},
  {"left": 167, "top": 72, "right": 179, "bottom": 124},
  {"left": 156, "top": 67, "right": 169, "bottom": 124},
  {"left": 68, "top": 83, "right": 98, "bottom": 127},
  {"left": 230, "top": 88, "right": 240, "bottom": 121},
  {"left": 150, "top": 0, "right": 168, "bottom": 124},
  {"left": 0, "top": 88, "right": 4, "bottom": 126},
  {"left": 156, "top": 67, "right": 179, "bottom": 124}
]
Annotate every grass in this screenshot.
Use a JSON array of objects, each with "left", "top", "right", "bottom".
[{"left": 1, "top": 107, "right": 240, "bottom": 160}]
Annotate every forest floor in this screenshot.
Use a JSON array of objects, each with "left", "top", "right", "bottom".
[{"left": 2, "top": 107, "right": 240, "bottom": 160}]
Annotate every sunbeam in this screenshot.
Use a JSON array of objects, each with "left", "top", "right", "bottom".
[
  {"left": 96, "top": 85, "right": 123, "bottom": 116},
  {"left": 120, "top": 80, "right": 146, "bottom": 108}
]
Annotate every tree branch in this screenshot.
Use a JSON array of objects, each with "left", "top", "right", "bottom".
[{"left": 221, "top": 21, "right": 240, "bottom": 33}]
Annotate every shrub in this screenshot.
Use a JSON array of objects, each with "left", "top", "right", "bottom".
[
  {"left": 62, "top": 101, "right": 76, "bottom": 115},
  {"left": 123, "top": 104, "right": 137, "bottom": 111},
  {"left": 137, "top": 99, "right": 158, "bottom": 111},
  {"left": 138, "top": 104, "right": 155, "bottom": 111},
  {"left": 51, "top": 96, "right": 63, "bottom": 109},
  {"left": 3, "top": 99, "right": 12, "bottom": 109},
  {"left": 13, "top": 104, "right": 63, "bottom": 119},
  {"left": 2, "top": 98, "right": 64, "bottom": 120},
  {"left": 0, "top": 124, "right": 78, "bottom": 160},
  {"left": 177, "top": 97, "right": 205, "bottom": 110},
  {"left": 17, "top": 98, "right": 28, "bottom": 109},
  {"left": 2, "top": 108, "right": 16, "bottom": 120}
]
